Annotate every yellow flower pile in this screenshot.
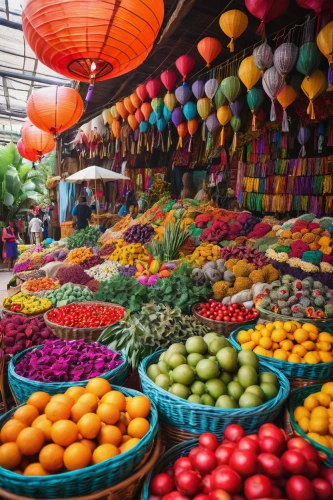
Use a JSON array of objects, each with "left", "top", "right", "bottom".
[
  {"left": 3, "top": 292, "right": 52, "bottom": 315},
  {"left": 67, "top": 247, "right": 94, "bottom": 265},
  {"left": 185, "top": 243, "right": 221, "bottom": 266},
  {"left": 109, "top": 243, "right": 148, "bottom": 266}
]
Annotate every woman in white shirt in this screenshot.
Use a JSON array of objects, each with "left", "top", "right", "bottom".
[{"left": 28, "top": 216, "right": 43, "bottom": 245}]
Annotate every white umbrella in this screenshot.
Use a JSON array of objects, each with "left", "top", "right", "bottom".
[{"left": 66, "top": 165, "right": 129, "bottom": 214}]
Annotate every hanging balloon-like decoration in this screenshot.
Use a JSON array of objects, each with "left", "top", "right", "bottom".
[
  {"left": 316, "top": 21, "right": 333, "bottom": 91},
  {"left": 238, "top": 56, "right": 261, "bottom": 91},
  {"left": 111, "top": 119, "right": 122, "bottom": 151},
  {"left": 124, "top": 96, "right": 136, "bottom": 115},
  {"left": 221, "top": 76, "right": 241, "bottom": 103},
  {"left": 296, "top": 42, "right": 321, "bottom": 77},
  {"left": 276, "top": 85, "right": 297, "bottom": 132},
  {"left": 128, "top": 114, "right": 138, "bottom": 131},
  {"left": 197, "top": 37, "right": 222, "bottom": 67},
  {"left": 164, "top": 93, "right": 177, "bottom": 112},
  {"left": 273, "top": 43, "right": 298, "bottom": 78},
  {"left": 197, "top": 98, "right": 212, "bottom": 140},
  {"left": 102, "top": 108, "right": 113, "bottom": 126},
  {"left": 175, "top": 85, "right": 192, "bottom": 106},
  {"left": 135, "top": 108, "right": 144, "bottom": 124},
  {"left": 177, "top": 122, "right": 188, "bottom": 148},
  {"left": 21, "top": 122, "right": 55, "bottom": 156},
  {"left": 230, "top": 116, "right": 242, "bottom": 152},
  {"left": 296, "top": 0, "right": 328, "bottom": 14},
  {"left": 17, "top": 139, "right": 39, "bottom": 162},
  {"left": 163, "top": 105, "right": 172, "bottom": 122},
  {"left": 192, "top": 80, "right": 205, "bottom": 100},
  {"left": 130, "top": 92, "right": 142, "bottom": 110},
  {"left": 149, "top": 111, "right": 157, "bottom": 126},
  {"left": 172, "top": 107, "right": 184, "bottom": 127},
  {"left": 141, "top": 102, "right": 152, "bottom": 121},
  {"left": 301, "top": 69, "right": 327, "bottom": 119},
  {"left": 146, "top": 78, "right": 161, "bottom": 99},
  {"left": 253, "top": 43, "right": 273, "bottom": 73},
  {"left": 219, "top": 10, "right": 248, "bottom": 52},
  {"left": 160, "top": 70, "right": 177, "bottom": 92},
  {"left": 157, "top": 117, "right": 167, "bottom": 150},
  {"left": 175, "top": 55, "right": 195, "bottom": 82},
  {"left": 188, "top": 119, "right": 199, "bottom": 152},
  {"left": 139, "top": 122, "right": 149, "bottom": 133},
  {"left": 297, "top": 126, "right": 311, "bottom": 157},
  {"left": 111, "top": 105, "right": 120, "bottom": 120},
  {"left": 151, "top": 97, "right": 164, "bottom": 119},
  {"left": 262, "top": 67, "right": 286, "bottom": 121},
  {"left": 217, "top": 105, "right": 233, "bottom": 145},
  {"left": 206, "top": 113, "right": 220, "bottom": 146},
  {"left": 247, "top": 87, "right": 265, "bottom": 130},
  {"left": 245, "top": 0, "right": 289, "bottom": 36},
  {"left": 116, "top": 101, "right": 129, "bottom": 121},
  {"left": 138, "top": 121, "right": 149, "bottom": 150},
  {"left": 136, "top": 84, "right": 148, "bottom": 102},
  {"left": 230, "top": 96, "right": 245, "bottom": 117},
  {"left": 205, "top": 79, "right": 219, "bottom": 101},
  {"left": 183, "top": 102, "right": 197, "bottom": 122},
  {"left": 215, "top": 86, "right": 227, "bottom": 108}
]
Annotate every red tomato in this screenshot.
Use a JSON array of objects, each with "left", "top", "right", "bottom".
[
  {"left": 237, "top": 437, "right": 261, "bottom": 454},
  {"left": 161, "top": 493, "right": 189, "bottom": 500},
  {"left": 285, "top": 476, "right": 316, "bottom": 500},
  {"left": 244, "top": 474, "right": 273, "bottom": 500},
  {"left": 199, "top": 433, "right": 220, "bottom": 451},
  {"left": 306, "top": 461, "right": 321, "bottom": 479},
  {"left": 202, "top": 474, "right": 212, "bottom": 493},
  {"left": 174, "top": 458, "right": 193, "bottom": 471},
  {"left": 296, "top": 445, "right": 321, "bottom": 463},
  {"left": 175, "top": 470, "right": 202, "bottom": 497},
  {"left": 215, "top": 445, "right": 234, "bottom": 466},
  {"left": 257, "top": 453, "right": 283, "bottom": 479},
  {"left": 222, "top": 441, "right": 237, "bottom": 449},
  {"left": 321, "top": 468, "right": 333, "bottom": 488},
  {"left": 271, "top": 486, "right": 283, "bottom": 499},
  {"left": 312, "top": 478, "right": 333, "bottom": 499},
  {"left": 287, "top": 437, "right": 312, "bottom": 451},
  {"left": 150, "top": 473, "right": 175, "bottom": 496},
  {"left": 229, "top": 450, "right": 259, "bottom": 477},
  {"left": 192, "top": 449, "right": 217, "bottom": 475},
  {"left": 188, "top": 447, "right": 203, "bottom": 462},
  {"left": 258, "top": 424, "right": 286, "bottom": 445},
  {"left": 281, "top": 450, "right": 307, "bottom": 475},
  {"left": 211, "top": 466, "right": 242, "bottom": 494},
  {"left": 259, "top": 437, "right": 285, "bottom": 456},
  {"left": 223, "top": 424, "right": 245, "bottom": 443},
  {"left": 209, "top": 490, "right": 232, "bottom": 500},
  {"left": 193, "top": 495, "right": 210, "bottom": 500}
]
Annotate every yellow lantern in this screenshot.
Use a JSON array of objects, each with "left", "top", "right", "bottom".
[
  {"left": 238, "top": 56, "right": 261, "bottom": 90},
  {"left": 164, "top": 92, "right": 177, "bottom": 112},
  {"left": 276, "top": 85, "right": 297, "bottom": 132},
  {"left": 217, "top": 105, "right": 232, "bottom": 145},
  {"left": 317, "top": 21, "right": 333, "bottom": 91},
  {"left": 102, "top": 108, "right": 112, "bottom": 125},
  {"left": 219, "top": 10, "right": 248, "bottom": 53},
  {"left": 111, "top": 105, "right": 120, "bottom": 120},
  {"left": 197, "top": 97, "right": 211, "bottom": 120},
  {"left": 301, "top": 70, "right": 327, "bottom": 120}
]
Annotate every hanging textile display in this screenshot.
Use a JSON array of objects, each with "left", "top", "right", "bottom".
[
  {"left": 316, "top": 21, "right": 333, "bottom": 91},
  {"left": 197, "top": 37, "right": 222, "bottom": 67},
  {"left": 204, "top": 79, "right": 219, "bottom": 101},
  {"left": 238, "top": 56, "right": 261, "bottom": 90},
  {"left": 262, "top": 66, "right": 286, "bottom": 121},
  {"left": 221, "top": 76, "right": 241, "bottom": 103},
  {"left": 301, "top": 69, "right": 327, "bottom": 119},
  {"left": 219, "top": 10, "right": 248, "bottom": 52},
  {"left": 217, "top": 105, "right": 233, "bottom": 145},
  {"left": 277, "top": 85, "right": 298, "bottom": 132},
  {"left": 296, "top": 42, "right": 321, "bottom": 76},
  {"left": 297, "top": 126, "right": 311, "bottom": 157},
  {"left": 247, "top": 87, "right": 265, "bottom": 130},
  {"left": 253, "top": 43, "right": 273, "bottom": 72}
]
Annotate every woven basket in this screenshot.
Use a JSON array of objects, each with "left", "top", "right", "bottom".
[
  {"left": 61, "top": 222, "right": 75, "bottom": 239},
  {"left": 288, "top": 384, "right": 333, "bottom": 466},
  {"left": 139, "top": 350, "right": 290, "bottom": 436},
  {"left": 44, "top": 302, "right": 125, "bottom": 341},
  {"left": 160, "top": 422, "right": 197, "bottom": 448},
  {"left": 0, "top": 386, "right": 159, "bottom": 498},
  {"left": 192, "top": 303, "right": 257, "bottom": 337},
  {"left": 256, "top": 305, "right": 333, "bottom": 331},
  {"left": 229, "top": 325, "right": 333, "bottom": 384},
  {"left": 8, "top": 345, "right": 129, "bottom": 403}
]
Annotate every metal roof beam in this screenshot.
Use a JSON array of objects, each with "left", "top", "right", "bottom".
[
  {"left": 2, "top": 77, "right": 10, "bottom": 110},
  {"left": 0, "top": 69, "right": 71, "bottom": 86},
  {"left": 0, "top": 110, "right": 26, "bottom": 120},
  {"left": 0, "top": 18, "right": 22, "bottom": 31}
]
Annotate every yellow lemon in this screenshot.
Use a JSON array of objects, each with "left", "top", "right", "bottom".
[
  {"left": 318, "top": 351, "right": 333, "bottom": 363},
  {"left": 241, "top": 341, "right": 256, "bottom": 351},
  {"left": 259, "top": 337, "right": 273, "bottom": 349},
  {"left": 238, "top": 331, "right": 251, "bottom": 344},
  {"left": 308, "top": 331, "right": 319, "bottom": 341},
  {"left": 298, "top": 417, "right": 309, "bottom": 433},
  {"left": 251, "top": 332, "right": 262, "bottom": 344},
  {"left": 302, "top": 341, "right": 316, "bottom": 351},
  {"left": 291, "top": 320, "right": 301, "bottom": 329},
  {"left": 311, "top": 407, "right": 328, "bottom": 419},
  {"left": 283, "top": 321, "right": 294, "bottom": 332},
  {"left": 318, "top": 332, "right": 333, "bottom": 343},
  {"left": 255, "top": 324, "right": 265, "bottom": 331},
  {"left": 322, "top": 382, "right": 333, "bottom": 398},
  {"left": 292, "top": 345, "right": 307, "bottom": 357},
  {"left": 294, "top": 328, "right": 309, "bottom": 343},
  {"left": 272, "top": 342, "right": 280, "bottom": 350},
  {"left": 280, "top": 340, "right": 294, "bottom": 351},
  {"left": 303, "top": 323, "right": 319, "bottom": 335},
  {"left": 304, "top": 352, "right": 319, "bottom": 364},
  {"left": 304, "top": 395, "right": 319, "bottom": 411},
  {"left": 253, "top": 346, "right": 272, "bottom": 357},
  {"left": 316, "top": 392, "right": 331, "bottom": 408},
  {"left": 273, "top": 349, "right": 288, "bottom": 361},
  {"left": 307, "top": 433, "right": 331, "bottom": 450},
  {"left": 273, "top": 321, "right": 284, "bottom": 329},
  {"left": 265, "top": 323, "right": 275, "bottom": 332},
  {"left": 316, "top": 342, "right": 331, "bottom": 352},
  {"left": 294, "top": 406, "right": 310, "bottom": 421},
  {"left": 288, "top": 353, "right": 302, "bottom": 363},
  {"left": 308, "top": 418, "right": 329, "bottom": 435},
  {"left": 260, "top": 328, "right": 272, "bottom": 338},
  {"left": 271, "top": 329, "right": 287, "bottom": 343},
  {"left": 286, "top": 333, "right": 295, "bottom": 341}
]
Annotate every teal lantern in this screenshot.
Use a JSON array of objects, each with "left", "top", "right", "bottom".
[
  {"left": 149, "top": 111, "right": 157, "bottom": 125},
  {"left": 151, "top": 97, "right": 164, "bottom": 119},
  {"left": 183, "top": 101, "right": 197, "bottom": 121},
  {"left": 296, "top": 42, "right": 320, "bottom": 77},
  {"left": 139, "top": 121, "right": 149, "bottom": 133},
  {"left": 230, "top": 116, "right": 242, "bottom": 152},
  {"left": 215, "top": 85, "right": 226, "bottom": 108},
  {"left": 163, "top": 105, "right": 172, "bottom": 122}
]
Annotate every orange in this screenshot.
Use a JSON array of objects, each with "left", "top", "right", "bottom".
[
  {"left": 13, "top": 405, "right": 39, "bottom": 426},
  {"left": 77, "top": 393, "right": 99, "bottom": 412},
  {"left": 316, "top": 342, "right": 331, "bottom": 352},
  {"left": 308, "top": 331, "right": 319, "bottom": 342},
  {"left": 292, "top": 345, "right": 307, "bottom": 357},
  {"left": 283, "top": 321, "right": 294, "bottom": 332},
  {"left": 304, "top": 395, "right": 319, "bottom": 411},
  {"left": 271, "top": 328, "right": 287, "bottom": 343},
  {"left": 45, "top": 401, "right": 71, "bottom": 422},
  {"left": 86, "top": 378, "right": 112, "bottom": 398},
  {"left": 304, "top": 352, "right": 319, "bottom": 364},
  {"left": 259, "top": 337, "right": 272, "bottom": 350},
  {"left": 294, "top": 328, "right": 309, "bottom": 343},
  {"left": 318, "top": 332, "right": 333, "bottom": 343},
  {"left": 127, "top": 418, "right": 150, "bottom": 438},
  {"left": 27, "top": 392, "right": 51, "bottom": 414},
  {"left": 51, "top": 394, "right": 75, "bottom": 409},
  {"left": 272, "top": 342, "right": 280, "bottom": 350},
  {"left": 0, "top": 420, "right": 27, "bottom": 443},
  {"left": 322, "top": 382, "right": 333, "bottom": 398},
  {"left": 251, "top": 332, "right": 262, "bottom": 344},
  {"left": 71, "top": 402, "right": 92, "bottom": 423},
  {"left": 302, "top": 341, "right": 316, "bottom": 351},
  {"left": 65, "top": 386, "right": 87, "bottom": 402},
  {"left": 260, "top": 328, "right": 271, "bottom": 338},
  {"left": 51, "top": 420, "right": 78, "bottom": 447},
  {"left": 288, "top": 353, "right": 302, "bottom": 363},
  {"left": 16, "top": 427, "right": 45, "bottom": 456},
  {"left": 273, "top": 321, "right": 284, "bottom": 329},
  {"left": 0, "top": 443, "right": 22, "bottom": 470},
  {"left": 298, "top": 417, "right": 309, "bottom": 433},
  {"left": 24, "top": 463, "right": 49, "bottom": 476},
  {"left": 119, "top": 437, "right": 140, "bottom": 453},
  {"left": 79, "top": 439, "right": 97, "bottom": 452},
  {"left": 97, "top": 425, "right": 122, "bottom": 446},
  {"left": 126, "top": 396, "right": 151, "bottom": 419},
  {"left": 294, "top": 406, "right": 310, "bottom": 421},
  {"left": 32, "top": 417, "right": 52, "bottom": 442},
  {"left": 316, "top": 392, "right": 331, "bottom": 408},
  {"left": 39, "top": 444, "right": 64, "bottom": 472},
  {"left": 273, "top": 349, "right": 288, "bottom": 361},
  {"left": 63, "top": 442, "right": 92, "bottom": 471},
  {"left": 303, "top": 323, "right": 319, "bottom": 335},
  {"left": 309, "top": 418, "right": 329, "bottom": 435},
  {"left": 280, "top": 340, "right": 294, "bottom": 352},
  {"left": 77, "top": 413, "right": 101, "bottom": 439},
  {"left": 116, "top": 421, "right": 127, "bottom": 435},
  {"left": 121, "top": 435, "right": 132, "bottom": 444},
  {"left": 92, "top": 444, "right": 119, "bottom": 464},
  {"left": 255, "top": 324, "right": 265, "bottom": 331},
  {"left": 238, "top": 331, "right": 251, "bottom": 344},
  {"left": 286, "top": 333, "right": 295, "bottom": 341},
  {"left": 120, "top": 412, "right": 132, "bottom": 426},
  {"left": 96, "top": 403, "right": 120, "bottom": 425},
  {"left": 312, "top": 407, "right": 328, "bottom": 419}
]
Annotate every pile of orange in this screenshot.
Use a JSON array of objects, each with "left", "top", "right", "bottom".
[
  {"left": 238, "top": 321, "right": 333, "bottom": 364},
  {"left": 24, "top": 277, "right": 59, "bottom": 293},
  {"left": 0, "top": 378, "right": 151, "bottom": 476}
]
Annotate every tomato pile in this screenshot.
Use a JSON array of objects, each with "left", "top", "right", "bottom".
[
  {"left": 197, "top": 300, "right": 259, "bottom": 323},
  {"left": 46, "top": 304, "right": 125, "bottom": 328},
  {"left": 148, "top": 423, "right": 333, "bottom": 500}
]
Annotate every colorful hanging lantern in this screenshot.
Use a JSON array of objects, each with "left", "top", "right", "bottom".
[
  {"left": 296, "top": 0, "right": 328, "bottom": 14},
  {"left": 26, "top": 86, "right": 83, "bottom": 134},
  {"left": 317, "top": 21, "right": 333, "bottom": 91},
  {"left": 175, "top": 85, "right": 192, "bottom": 106},
  {"left": 135, "top": 109, "right": 144, "bottom": 124},
  {"left": 206, "top": 113, "right": 220, "bottom": 140},
  {"left": 146, "top": 79, "right": 161, "bottom": 99},
  {"left": 17, "top": 139, "right": 39, "bottom": 162},
  {"left": 262, "top": 67, "right": 286, "bottom": 121},
  {"left": 192, "top": 80, "right": 205, "bottom": 100},
  {"left": 130, "top": 92, "right": 141, "bottom": 110},
  {"left": 247, "top": 87, "right": 265, "bottom": 130},
  {"left": 177, "top": 122, "right": 188, "bottom": 148},
  {"left": 111, "top": 119, "right": 121, "bottom": 138},
  {"left": 102, "top": 108, "right": 113, "bottom": 125},
  {"left": 149, "top": 111, "right": 157, "bottom": 125},
  {"left": 238, "top": 56, "right": 261, "bottom": 90},
  {"left": 205, "top": 79, "right": 219, "bottom": 101},
  {"left": 172, "top": 107, "right": 184, "bottom": 127},
  {"left": 253, "top": 43, "right": 273, "bottom": 73},
  {"left": 183, "top": 102, "right": 197, "bottom": 121},
  {"left": 301, "top": 69, "right": 327, "bottom": 119},
  {"left": 221, "top": 76, "right": 241, "bottom": 103},
  {"left": 188, "top": 119, "right": 199, "bottom": 152},
  {"left": 157, "top": 117, "right": 167, "bottom": 131},
  {"left": 219, "top": 10, "right": 248, "bottom": 52},
  {"left": 141, "top": 102, "right": 152, "bottom": 121},
  {"left": 21, "top": 123, "right": 55, "bottom": 155},
  {"left": 296, "top": 42, "right": 321, "bottom": 77},
  {"left": 197, "top": 37, "right": 222, "bottom": 67},
  {"left": 175, "top": 55, "right": 195, "bottom": 82},
  {"left": 197, "top": 98, "right": 212, "bottom": 120},
  {"left": 128, "top": 114, "right": 138, "bottom": 131},
  {"left": 217, "top": 105, "right": 232, "bottom": 145},
  {"left": 215, "top": 86, "right": 227, "bottom": 108},
  {"left": 151, "top": 97, "right": 164, "bottom": 119},
  {"left": 116, "top": 101, "right": 129, "bottom": 121},
  {"left": 297, "top": 126, "right": 311, "bottom": 157},
  {"left": 163, "top": 105, "right": 172, "bottom": 122},
  {"left": 230, "top": 96, "right": 245, "bottom": 116},
  {"left": 160, "top": 70, "right": 177, "bottom": 91},
  {"left": 230, "top": 116, "right": 242, "bottom": 152},
  {"left": 164, "top": 92, "right": 177, "bottom": 112},
  {"left": 111, "top": 105, "right": 120, "bottom": 120},
  {"left": 136, "top": 84, "right": 148, "bottom": 102},
  {"left": 124, "top": 96, "right": 136, "bottom": 115},
  {"left": 139, "top": 121, "right": 149, "bottom": 133},
  {"left": 276, "top": 85, "right": 297, "bottom": 132},
  {"left": 273, "top": 43, "right": 299, "bottom": 78},
  {"left": 22, "top": 0, "right": 164, "bottom": 82},
  {"left": 245, "top": 0, "right": 289, "bottom": 36}
]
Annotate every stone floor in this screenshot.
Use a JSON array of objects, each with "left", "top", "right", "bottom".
[{"left": 0, "top": 270, "right": 12, "bottom": 305}]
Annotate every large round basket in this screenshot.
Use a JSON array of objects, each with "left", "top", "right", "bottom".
[
  {"left": 288, "top": 383, "right": 333, "bottom": 467},
  {"left": 44, "top": 302, "right": 126, "bottom": 341},
  {"left": 8, "top": 345, "right": 129, "bottom": 403},
  {"left": 229, "top": 325, "right": 333, "bottom": 389},
  {"left": 0, "top": 386, "right": 159, "bottom": 498},
  {"left": 192, "top": 303, "right": 257, "bottom": 337},
  {"left": 0, "top": 434, "right": 161, "bottom": 500},
  {"left": 139, "top": 350, "right": 290, "bottom": 437},
  {"left": 256, "top": 305, "right": 333, "bottom": 332}
]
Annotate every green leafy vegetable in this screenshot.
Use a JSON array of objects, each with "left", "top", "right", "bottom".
[{"left": 67, "top": 226, "right": 101, "bottom": 250}]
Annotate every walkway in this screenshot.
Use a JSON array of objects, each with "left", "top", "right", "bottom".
[{"left": 0, "top": 271, "right": 11, "bottom": 305}]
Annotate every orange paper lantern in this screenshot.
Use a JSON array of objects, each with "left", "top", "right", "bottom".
[
  {"left": 116, "top": 101, "right": 129, "bottom": 121},
  {"left": 197, "top": 37, "right": 222, "bottom": 67},
  {"left": 22, "top": 0, "right": 164, "bottom": 82},
  {"left": 21, "top": 122, "right": 55, "bottom": 155},
  {"left": 124, "top": 97, "right": 136, "bottom": 115},
  {"left": 219, "top": 10, "right": 248, "bottom": 52},
  {"left": 217, "top": 105, "right": 232, "bottom": 145},
  {"left": 177, "top": 122, "right": 188, "bottom": 148},
  {"left": 17, "top": 139, "right": 39, "bottom": 162},
  {"left": 111, "top": 119, "right": 122, "bottom": 138},
  {"left": 141, "top": 102, "right": 152, "bottom": 121},
  {"left": 26, "top": 86, "right": 84, "bottom": 134},
  {"left": 130, "top": 92, "right": 142, "bottom": 109},
  {"left": 277, "top": 85, "right": 297, "bottom": 132},
  {"left": 128, "top": 114, "right": 138, "bottom": 131}
]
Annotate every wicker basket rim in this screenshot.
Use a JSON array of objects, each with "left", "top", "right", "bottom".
[
  {"left": 256, "top": 305, "right": 332, "bottom": 324},
  {"left": 192, "top": 303, "right": 256, "bottom": 326}
]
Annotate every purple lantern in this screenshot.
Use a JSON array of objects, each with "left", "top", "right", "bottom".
[
  {"left": 230, "top": 95, "right": 245, "bottom": 117},
  {"left": 192, "top": 80, "right": 205, "bottom": 100},
  {"left": 205, "top": 78, "right": 219, "bottom": 100},
  {"left": 297, "top": 127, "right": 311, "bottom": 157},
  {"left": 172, "top": 107, "right": 184, "bottom": 127},
  {"left": 205, "top": 112, "right": 220, "bottom": 133},
  {"left": 175, "top": 84, "right": 192, "bottom": 105}
]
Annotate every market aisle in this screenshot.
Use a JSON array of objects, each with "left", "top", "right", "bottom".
[{"left": 0, "top": 272, "right": 11, "bottom": 305}]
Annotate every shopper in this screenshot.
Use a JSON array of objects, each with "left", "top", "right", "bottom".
[
  {"left": 71, "top": 196, "right": 92, "bottom": 230},
  {"left": 29, "top": 215, "right": 43, "bottom": 245},
  {"left": 2, "top": 221, "right": 18, "bottom": 271}
]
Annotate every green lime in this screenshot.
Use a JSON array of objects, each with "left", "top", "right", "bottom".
[
  {"left": 201, "top": 394, "right": 215, "bottom": 406},
  {"left": 196, "top": 359, "right": 220, "bottom": 381},
  {"left": 237, "top": 365, "right": 258, "bottom": 389},
  {"left": 157, "top": 360, "right": 170, "bottom": 375},
  {"left": 259, "top": 372, "right": 279, "bottom": 387},
  {"left": 147, "top": 364, "right": 160, "bottom": 381},
  {"left": 215, "top": 395, "right": 237, "bottom": 408},
  {"left": 260, "top": 382, "right": 279, "bottom": 401},
  {"left": 233, "top": 373, "right": 239, "bottom": 382},
  {"left": 245, "top": 385, "right": 265, "bottom": 401},
  {"left": 204, "top": 332, "right": 218, "bottom": 345},
  {"left": 238, "top": 350, "right": 259, "bottom": 372},
  {"left": 188, "top": 394, "right": 202, "bottom": 404},
  {"left": 163, "top": 351, "right": 174, "bottom": 365},
  {"left": 191, "top": 381, "right": 206, "bottom": 396},
  {"left": 167, "top": 353, "right": 187, "bottom": 369},
  {"left": 220, "top": 372, "right": 233, "bottom": 385},
  {"left": 187, "top": 353, "right": 204, "bottom": 367},
  {"left": 168, "top": 343, "right": 187, "bottom": 357},
  {"left": 155, "top": 374, "right": 170, "bottom": 391},
  {"left": 227, "top": 381, "right": 244, "bottom": 401},
  {"left": 185, "top": 337, "right": 208, "bottom": 355},
  {"left": 238, "top": 392, "right": 263, "bottom": 408},
  {"left": 209, "top": 337, "right": 229, "bottom": 355},
  {"left": 207, "top": 355, "right": 217, "bottom": 362},
  {"left": 172, "top": 364, "right": 195, "bottom": 385},
  {"left": 216, "top": 347, "right": 238, "bottom": 372},
  {"left": 170, "top": 383, "right": 191, "bottom": 399},
  {"left": 205, "top": 379, "right": 227, "bottom": 399}
]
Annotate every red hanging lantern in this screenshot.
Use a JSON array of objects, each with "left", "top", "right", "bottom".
[
  {"left": 160, "top": 70, "right": 177, "bottom": 91},
  {"left": 21, "top": 123, "right": 55, "bottom": 156},
  {"left": 177, "top": 122, "right": 188, "bottom": 148},
  {"left": 135, "top": 109, "right": 145, "bottom": 124},
  {"left": 245, "top": 0, "right": 289, "bottom": 36},
  {"left": 146, "top": 79, "right": 161, "bottom": 99},
  {"left": 136, "top": 84, "right": 148, "bottom": 102},
  {"left": 130, "top": 92, "right": 141, "bottom": 109},
  {"left": 124, "top": 97, "right": 136, "bottom": 115},
  {"left": 141, "top": 102, "right": 152, "bottom": 121},
  {"left": 26, "top": 86, "right": 84, "bottom": 134},
  {"left": 197, "top": 37, "right": 222, "bottom": 67},
  {"left": 176, "top": 55, "right": 195, "bottom": 82},
  {"left": 296, "top": 0, "right": 330, "bottom": 14},
  {"left": 22, "top": 0, "right": 164, "bottom": 82},
  {"left": 17, "top": 139, "right": 39, "bottom": 162},
  {"left": 116, "top": 101, "right": 129, "bottom": 121}
]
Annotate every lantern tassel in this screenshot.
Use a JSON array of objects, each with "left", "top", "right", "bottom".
[
  {"left": 177, "top": 137, "right": 182, "bottom": 149},
  {"left": 328, "top": 64, "right": 333, "bottom": 92},
  {"left": 85, "top": 84, "right": 94, "bottom": 103},
  {"left": 282, "top": 109, "right": 289, "bottom": 133},
  {"left": 231, "top": 132, "right": 237, "bottom": 152},
  {"left": 270, "top": 100, "right": 276, "bottom": 122},
  {"left": 201, "top": 122, "right": 206, "bottom": 142},
  {"left": 252, "top": 112, "right": 257, "bottom": 131},
  {"left": 227, "top": 37, "right": 235, "bottom": 52},
  {"left": 256, "top": 21, "right": 266, "bottom": 37},
  {"left": 220, "top": 126, "right": 225, "bottom": 146},
  {"left": 188, "top": 135, "right": 193, "bottom": 152},
  {"left": 131, "top": 141, "right": 135, "bottom": 155},
  {"left": 299, "top": 145, "right": 306, "bottom": 158},
  {"left": 115, "top": 138, "right": 119, "bottom": 153},
  {"left": 307, "top": 100, "right": 316, "bottom": 120},
  {"left": 167, "top": 129, "right": 172, "bottom": 151},
  {"left": 161, "top": 135, "right": 165, "bottom": 152}
]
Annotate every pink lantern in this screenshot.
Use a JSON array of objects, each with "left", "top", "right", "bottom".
[
  {"left": 160, "top": 70, "right": 177, "bottom": 91},
  {"left": 146, "top": 79, "right": 161, "bottom": 99},
  {"left": 175, "top": 55, "right": 195, "bottom": 82},
  {"left": 135, "top": 109, "right": 145, "bottom": 124},
  {"left": 245, "top": 0, "right": 289, "bottom": 36},
  {"left": 136, "top": 84, "right": 148, "bottom": 102},
  {"left": 296, "top": 0, "right": 329, "bottom": 14}
]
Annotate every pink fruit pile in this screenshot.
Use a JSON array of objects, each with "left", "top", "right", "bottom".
[{"left": 148, "top": 423, "right": 333, "bottom": 500}]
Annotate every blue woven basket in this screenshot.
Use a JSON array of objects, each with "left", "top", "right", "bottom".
[
  {"left": 139, "top": 350, "right": 290, "bottom": 436},
  {"left": 141, "top": 439, "right": 198, "bottom": 500},
  {"left": 0, "top": 386, "right": 159, "bottom": 498},
  {"left": 8, "top": 345, "right": 129, "bottom": 402},
  {"left": 289, "top": 383, "right": 333, "bottom": 467}
]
